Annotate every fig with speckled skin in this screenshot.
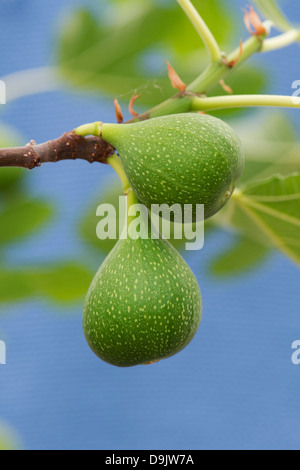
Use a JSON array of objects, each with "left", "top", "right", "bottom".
[
  {"left": 83, "top": 228, "right": 202, "bottom": 367},
  {"left": 101, "top": 113, "right": 244, "bottom": 220}
]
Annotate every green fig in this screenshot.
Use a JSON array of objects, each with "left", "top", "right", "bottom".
[
  {"left": 101, "top": 113, "right": 244, "bottom": 220},
  {"left": 83, "top": 192, "right": 202, "bottom": 367}
]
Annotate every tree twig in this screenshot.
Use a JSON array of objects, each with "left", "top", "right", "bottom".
[
  {"left": 0, "top": 131, "right": 115, "bottom": 170},
  {"left": 191, "top": 94, "right": 300, "bottom": 112},
  {"left": 177, "top": 0, "right": 222, "bottom": 63}
]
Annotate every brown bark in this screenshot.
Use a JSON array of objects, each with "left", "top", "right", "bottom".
[{"left": 0, "top": 131, "right": 115, "bottom": 170}]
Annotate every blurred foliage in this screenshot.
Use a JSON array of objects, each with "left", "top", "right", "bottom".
[
  {"left": 232, "top": 173, "right": 300, "bottom": 264},
  {"left": 208, "top": 67, "right": 267, "bottom": 119},
  {"left": 254, "top": 0, "right": 294, "bottom": 31},
  {"left": 0, "top": 199, "right": 53, "bottom": 245},
  {"left": 0, "top": 264, "right": 93, "bottom": 305},
  {"left": 0, "top": 422, "right": 20, "bottom": 450},
  {"left": 57, "top": 0, "right": 267, "bottom": 110},
  {"left": 238, "top": 113, "right": 300, "bottom": 185},
  {"left": 210, "top": 236, "right": 270, "bottom": 277},
  {"left": 0, "top": 168, "right": 24, "bottom": 194}
]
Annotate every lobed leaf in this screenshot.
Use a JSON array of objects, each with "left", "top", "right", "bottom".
[
  {"left": 237, "top": 113, "right": 300, "bottom": 185},
  {"left": 0, "top": 263, "right": 93, "bottom": 306},
  {"left": 0, "top": 199, "right": 54, "bottom": 246},
  {"left": 0, "top": 270, "right": 34, "bottom": 303},
  {"left": 228, "top": 173, "right": 300, "bottom": 266},
  {"left": 210, "top": 235, "right": 270, "bottom": 277},
  {"left": 34, "top": 263, "right": 93, "bottom": 303}
]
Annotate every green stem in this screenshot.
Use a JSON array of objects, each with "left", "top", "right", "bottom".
[
  {"left": 74, "top": 122, "right": 102, "bottom": 137},
  {"left": 107, "top": 155, "right": 140, "bottom": 238},
  {"left": 187, "top": 27, "right": 269, "bottom": 93},
  {"left": 262, "top": 29, "right": 300, "bottom": 52},
  {"left": 177, "top": 0, "right": 222, "bottom": 63},
  {"left": 118, "top": 188, "right": 141, "bottom": 239},
  {"left": 127, "top": 188, "right": 139, "bottom": 214},
  {"left": 191, "top": 94, "right": 300, "bottom": 112},
  {"left": 107, "top": 154, "right": 131, "bottom": 194},
  {"left": 126, "top": 188, "right": 141, "bottom": 235},
  {"left": 129, "top": 25, "right": 269, "bottom": 122}
]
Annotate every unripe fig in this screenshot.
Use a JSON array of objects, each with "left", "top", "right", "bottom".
[
  {"left": 83, "top": 203, "right": 202, "bottom": 367},
  {"left": 101, "top": 113, "right": 244, "bottom": 220}
]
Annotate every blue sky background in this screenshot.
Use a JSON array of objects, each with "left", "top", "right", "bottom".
[{"left": 0, "top": 0, "right": 299, "bottom": 450}]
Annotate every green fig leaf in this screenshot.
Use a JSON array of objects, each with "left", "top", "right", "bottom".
[
  {"left": 225, "top": 173, "right": 300, "bottom": 266},
  {"left": 0, "top": 263, "right": 93, "bottom": 305},
  {"left": 209, "top": 235, "right": 270, "bottom": 277},
  {"left": 34, "top": 263, "right": 93, "bottom": 303},
  {"left": 57, "top": 0, "right": 233, "bottom": 107},
  {"left": 0, "top": 168, "right": 25, "bottom": 195},
  {"left": 238, "top": 113, "right": 300, "bottom": 185},
  {"left": 0, "top": 270, "right": 35, "bottom": 303},
  {"left": 0, "top": 199, "right": 54, "bottom": 246}
]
